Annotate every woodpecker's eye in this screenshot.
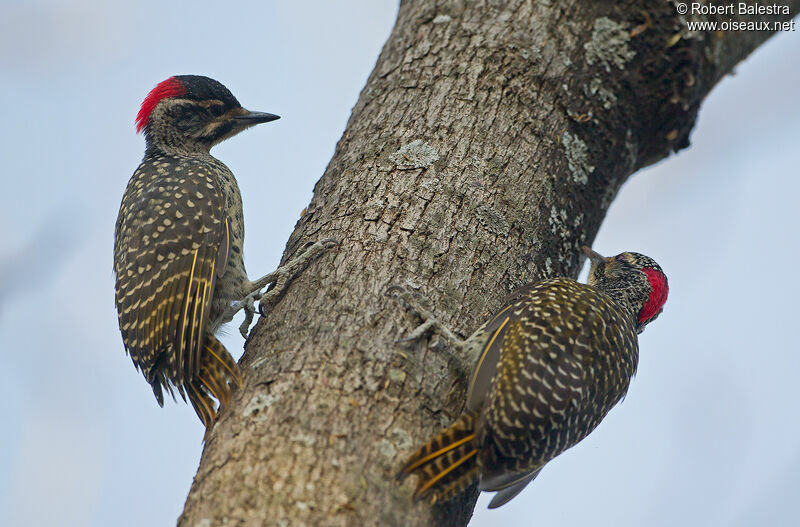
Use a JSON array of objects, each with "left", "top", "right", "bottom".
[
  {"left": 197, "top": 100, "right": 226, "bottom": 117},
  {"left": 209, "top": 103, "right": 226, "bottom": 117}
]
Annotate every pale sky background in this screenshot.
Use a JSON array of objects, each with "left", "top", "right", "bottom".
[{"left": 1, "top": 2, "right": 798, "bottom": 526}]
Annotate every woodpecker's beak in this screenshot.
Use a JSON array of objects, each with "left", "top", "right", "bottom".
[
  {"left": 232, "top": 110, "right": 280, "bottom": 124},
  {"left": 582, "top": 246, "right": 607, "bottom": 265}
]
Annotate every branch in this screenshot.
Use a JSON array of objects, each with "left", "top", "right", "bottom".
[{"left": 180, "top": 1, "right": 798, "bottom": 525}]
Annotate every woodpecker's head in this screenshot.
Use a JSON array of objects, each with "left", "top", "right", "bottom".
[
  {"left": 135, "top": 75, "right": 279, "bottom": 154},
  {"left": 583, "top": 246, "right": 668, "bottom": 333}
]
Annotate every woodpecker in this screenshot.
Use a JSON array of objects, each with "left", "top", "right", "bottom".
[
  {"left": 392, "top": 246, "right": 668, "bottom": 508},
  {"left": 114, "top": 75, "right": 334, "bottom": 430}
]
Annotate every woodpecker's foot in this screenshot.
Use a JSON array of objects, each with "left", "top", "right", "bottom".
[
  {"left": 232, "top": 289, "right": 262, "bottom": 338},
  {"left": 255, "top": 238, "right": 338, "bottom": 314},
  {"left": 214, "top": 239, "right": 338, "bottom": 338},
  {"left": 208, "top": 290, "right": 256, "bottom": 338},
  {"left": 387, "top": 284, "right": 467, "bottom": 352}
]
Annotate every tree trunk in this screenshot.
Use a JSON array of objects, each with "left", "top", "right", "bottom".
[{"left": 179, "top": 2, "right": 797, "bottom": 525}]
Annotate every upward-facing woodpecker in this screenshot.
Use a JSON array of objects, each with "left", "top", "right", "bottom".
[
  {"left": 114, "top": 75, "right": 333, "bottom": 430},
  {"left": 393, "top": 246, "right": 668, "bottom": 508}
]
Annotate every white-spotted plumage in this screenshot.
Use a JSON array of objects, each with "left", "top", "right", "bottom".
[
  {"left": 397, "top": 248, "right": 668, "bottom": 507},
  {"left": 114, "top": 75, "right": 282, "bottom": 429}
]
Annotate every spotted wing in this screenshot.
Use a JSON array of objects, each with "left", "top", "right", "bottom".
[
  {"left": 114, "top": 157, "right": 231, "bottom": 403},
  {"left": 476, "top": 279, "right": 639, "bottom": 491},
  {"left": 465, "top": 282, "right": 544, "bottom": 412}
]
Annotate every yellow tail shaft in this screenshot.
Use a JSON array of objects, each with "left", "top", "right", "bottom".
[{"left": 398, "top": 412, "right": 480, "bottom": 503}]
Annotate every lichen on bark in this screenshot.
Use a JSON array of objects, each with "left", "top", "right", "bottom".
[{"left": 179, "top": 2, "right": 799, "bottom": 526}]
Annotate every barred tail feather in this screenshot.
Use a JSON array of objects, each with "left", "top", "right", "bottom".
[
  {"left": 398, "top": 412, "right": 480, "bottom": 503},
  {"left": 185, "top": 334, "right": 243, "bottom": 431},
  {"left": 200, "top": 334, "right": 243, "bottom": 408},
  {"left": 186, "top": 379, "right": 215, "bottom": 429}
]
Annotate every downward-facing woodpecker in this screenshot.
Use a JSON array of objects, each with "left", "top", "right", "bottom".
[
  {"left": 114, "top": 75, "right": 334, "bottom": 430},
  {"left": 393, "top": 247, "right": 668, "bottom": 508}
]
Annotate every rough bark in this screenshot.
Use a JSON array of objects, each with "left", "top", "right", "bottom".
[{"left": 179, "top": 1, "right": 798, "bottom": 526}]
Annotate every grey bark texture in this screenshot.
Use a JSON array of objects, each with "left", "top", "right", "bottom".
[{"left": 179, "top": 1, "right": 798, "bottom": 526}]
